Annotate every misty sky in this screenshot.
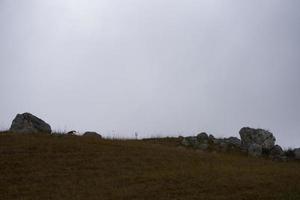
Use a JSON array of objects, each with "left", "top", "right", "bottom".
[{"left": 0, "top": 0, "right": 300, "bottom": 147}]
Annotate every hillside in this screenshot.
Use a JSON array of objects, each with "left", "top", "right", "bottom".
[{"left": 0, "top": 133, "right": 300, "bottom": 200}]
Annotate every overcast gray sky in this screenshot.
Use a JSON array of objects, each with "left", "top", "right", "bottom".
[{"left": 0, "top": 0, "right": 299, "bottom": 147}]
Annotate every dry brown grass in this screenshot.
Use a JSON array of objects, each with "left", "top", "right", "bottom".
[{"left": 0, "top": 133, "right": 300, "bottom": 200}]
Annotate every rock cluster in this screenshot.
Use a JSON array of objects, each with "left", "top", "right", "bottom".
[
  {"left": 10, "top": 113, "right": 51, "bottom": 134},
  {"left": 181, "top": 132, "right": 241, "bottom": 152},
  {"left": 239, "top": 128, "right": 286, "bottom": 160},
  {"left": 181, "top": 127, "right": 292, "bottom": 161},
  {"left": 8, "top": 113, "right": 102, "bottom": 138},
  {"left": 6, "top": 113, "right": 300, "bottom": 162}
]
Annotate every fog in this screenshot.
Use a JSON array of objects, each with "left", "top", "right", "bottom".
[{"left": 0, "top": 0, "right": 300, "bottom": 147}]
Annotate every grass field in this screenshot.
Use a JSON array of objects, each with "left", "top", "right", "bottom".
[{"left": 0, "top": 133, "right": 300, "bottom": 200}]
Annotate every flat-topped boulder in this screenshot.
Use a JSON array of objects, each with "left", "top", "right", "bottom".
[{"left": 10, "top": 113, "right": 51, "bottom": 134}]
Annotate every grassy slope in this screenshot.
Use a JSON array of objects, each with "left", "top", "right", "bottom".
[{"left": 0, "top": 133, "right": 300, "bottom": 200}]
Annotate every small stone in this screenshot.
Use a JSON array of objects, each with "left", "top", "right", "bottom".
[
  {"left": 67, "top": 130, "right": 77, "bottom": 135},
  {"left": 83, "top": 131, "right": 102, "bottom": 138}
]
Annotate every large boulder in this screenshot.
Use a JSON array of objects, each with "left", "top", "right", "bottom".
[
  {"left": 10, "top": 113, "right": 51, "bottom": 134},
  {"left": 83, "top": 131, "right": 102, "bottom": 138},
  {"left": 239, "top": 127, "right": 276, "bottom": 152}
]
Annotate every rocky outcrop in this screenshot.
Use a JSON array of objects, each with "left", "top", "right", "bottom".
[
  {"left": 180, "top": 127, "right": 293, "bottom": 161},
  {"left": 10, "top": 113, "right": 51, "bottom": 134},
  {"left": 181, "top": 133, "right": 241, "bottom": 152}
]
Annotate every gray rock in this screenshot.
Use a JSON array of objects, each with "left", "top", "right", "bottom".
[
  {"left": 248, "top": 143, "right": 263, "bottom": 157},
  {"left": 181, "top": 135, "right": 210, "bottom": 149},
  {"left": 212, "top": 138, "right": 221, "bottom": 145},
  {"left": 181, "top": 136, "right": 198, "bottom": 147},
  {"left": 210, "top": 137, "right": 240, "bottom": 152},
  {"left": 239, "top": 127, "right": 275, "bottom": 151},
  {"left": 269, "top": 145, "right": 285, "bottom": 161},
  {"left": 83, "top": 131, "right": 102, "bottom": 138},
  {"left": 225, "top": 137, "right": 241, "bottom": 147},
  {"left": 208, "top": 134, "right": 215, "bottom": 142},
  {"left": 270, "top": 145, "right": 284, "bottom": 157},
  {"left": 294, "top": 148, "right": 300, "bottom": 160},
  {"left": 197, "top": 132, "right": 208, "bottom": 142},
  {"left": 10, "top": 113, "right": 51, "bottom": 134}
]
